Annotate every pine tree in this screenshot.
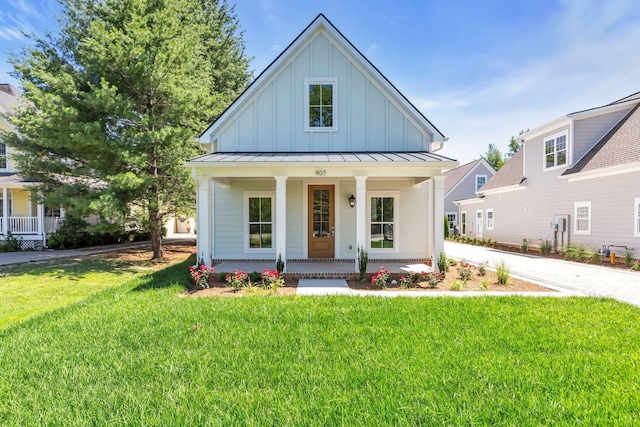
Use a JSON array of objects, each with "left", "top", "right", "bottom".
[{"left": 5, "top": 0, "right": 251, "bottom": 259}]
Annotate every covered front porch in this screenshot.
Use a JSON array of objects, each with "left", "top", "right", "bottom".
[
  {"left": 189, "top": 152, "right": 456, "bottom": 272},
  {"left": 1, "top": 180, "right": 62, "bottom": 250}
]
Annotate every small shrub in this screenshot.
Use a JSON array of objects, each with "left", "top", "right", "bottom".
[
  {"left": 358, "top": 246, "right": 368, "bottom": 283},
  {"left": 422, "top": 271, "right": 444, "bottom": 288},
  {"left": 399, "top": 273, "right": 416, "bottom": 289},
  {"left": 480, "top": 281, "right": 490, "bottom": 291},
  {"left": 276, "top": 253, "right": 285, "bottom": 274},
  {"left": 189, "top": 264, "right": 214, "bottom": 289},
  {"left": 495, "top": 260, "right": 511, "bottom": 285},
  {"left": 225, "top": 270, "right": 248, "bottom": 291},
  {"left": 478, "top": 261, "right": 488, "bottom": 276},
  {"left": 261, "top": 269, "right": 284, "bottom": 294},
  {"left": 447, "top": 258, "right": 458, "bottom": 267},
  {"left": 0, "top": 231, "right": 22, "bottom": 252},
  {"left": 248, "top": 271, "right": 262, "bottom": 283},
  {"left": 540, "top": 240, "right": 552, "bottom": 255},
  {"left": 437, "top": 252, "right": 448, "bottom": 274},
  {"left": 520, "top": 239, "right": 528, "bottom": 253},
  {"left": 632, "top": 261, "right": 640, "bottom": 271},
  {"left": 450, "top": 280, "right": 466, "bottom": 291},
  {"left": 217, "top": 272, "right": 230, "bottom": 282},
  {"left": 623, "top": 250, "right": 635, "bottom": 267},
  {"left": 371, "top": 266, "right": 390, "bottom": 289},
  {"left": 565, "top": 244, "right": 586, "bottom": 262},
  {"left": 585, "top": 248, "right": 601, "bottom": 264},
  {"left": 457, "top": 260, "right": 477, "bottom": 282}
]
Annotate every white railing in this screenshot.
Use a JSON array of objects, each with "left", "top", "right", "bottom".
[{"left": 0, "top": 216, "right": 62, "bottom": 235}]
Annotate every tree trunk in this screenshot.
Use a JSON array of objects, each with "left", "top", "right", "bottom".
[{"left": 149, "top": 204, "right": 163, "bottom": 260}]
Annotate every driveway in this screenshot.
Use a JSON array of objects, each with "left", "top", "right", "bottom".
[{"left": 444, "top": 241, "right": 640, "bottom": 307}]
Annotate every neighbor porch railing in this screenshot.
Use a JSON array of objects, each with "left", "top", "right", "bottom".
[{"left": 0, "top": 216, "right": 62, "bottom": 235}]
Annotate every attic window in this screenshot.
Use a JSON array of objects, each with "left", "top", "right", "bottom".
[
  {"left": 0, "top": 141, "right": 6, "bottom": 169},
  {"left": 305, "top": 78, "right": 336, "bottom": 131},
  {"left": 544, "top": 132, "right": 567, "bottom": 170}
]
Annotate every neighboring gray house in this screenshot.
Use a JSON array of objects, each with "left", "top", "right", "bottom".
[
  {"left": 187, "top": 14, "right": 457, "bottom": 271},
  {"left": 443, "top": 158, "right": 495, "bottom": 235},
  {"left": 456, "top": 92, "right": 640, "bottom": 256}
]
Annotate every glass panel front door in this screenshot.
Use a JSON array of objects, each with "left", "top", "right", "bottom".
[{"left": 308, "top": 185, "right": 334, "bottom": 258}]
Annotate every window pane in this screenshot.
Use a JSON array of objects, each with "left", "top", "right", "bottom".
[
  {"left": 383, "top": 224, "right": 394, "bottom": 247},
  {"left": 556, "top": 135, "right": 566, "bottom": 150},
  {"left": 371, "top": 197, "right": 381, "bottom": 221},
  {"left": 321, "top": 205, "right": 329, "bottom": 221},
  {"left": 249, "top": 198, "right": 260, "bottom": 222},
  {"left": 261, "top": 224, "right": 272, "bottom": 248},
  {"left": 313, "top": 207, "right": 321, "bottom": 222},
  {"left": 309, "top": 107, "right": 321, "bottom": 127},
  {"left": 383, "top": 197, "right": 394, "bottom": 222},
  {"left": 321, "top": 189, "right": 329, "bottom": 204},
  {"left": 309, "top": 85, "right": 320, "bottom": 105},
  {"left": 546, "top": 154, "right": 555, "bottom": 168},
  {"left": 249, "top": 224, "right": 261, "bottom": 248},
  {"left": 545, "top": 140, "right": 554, "bottom": 155},
  {"left": 321, "top": 106, "right": 333, "bottom": 127},
  {"left": 370, "top": 223, "right": 382, "bottom": 247},
  {"left": 313, "top": 222, "right": 321, "bottom": 237},
  {"left": 320, "top": 222, "right": 330, "bottom": 238},
  {"left": 321, "top": 84, "right": 333, "bottom": 104},
  {"left": 557, "top": 149, "right": 567, "bottom": 166},
  {"left": 260, "top": 198, "right": 271, "bottom": 222}
]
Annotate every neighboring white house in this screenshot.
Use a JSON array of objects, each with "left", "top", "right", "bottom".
[
  {"left": 455, "top": 91, "right": 640, "bottom": 256},
  {"left": 0, "top": 84, "right": 62, "bottom": 250},
  {"left": 443, "top": 158, "right": 495, "bottom": 236},
  {"left": 186, "top": 14, "right": 457, "bottom": 271}
]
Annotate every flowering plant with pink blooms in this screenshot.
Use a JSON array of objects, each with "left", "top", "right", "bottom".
[
  {"left": 225, "top": 269, "right": 248, "bottom": 291},
  {"left": 261, "top": 269, "right": 285, "bottom": 294},
  {"left": 370, "top": 266, "right": 390, "bottom": 289},
  {"left": 189, "top": 264, "right": 214, "bottom": 289}
]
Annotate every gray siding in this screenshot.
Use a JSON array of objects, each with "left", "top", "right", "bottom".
[
  {"left": 572, "top": 108, "right": 631, "bottom": 166},
  {"left": 444, "top": 163, "right": 495, "bottom": 226}
]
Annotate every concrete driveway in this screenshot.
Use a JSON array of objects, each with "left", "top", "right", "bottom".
[{"left": 444, "top": 241, "right": 640, "bottom": 307}]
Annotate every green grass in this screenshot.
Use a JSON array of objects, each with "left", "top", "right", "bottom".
[{"left": 1, "top": 258, "right": 640, "bottom": 425}]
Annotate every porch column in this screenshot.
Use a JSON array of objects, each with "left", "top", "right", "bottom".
[
  {"left": 196, "top": 176, "right": 212, "bottom": 267},
  {"left": 275, "top": 176, "right": 287, "bottom": 272},
  {"left": 354, "top": 176, "right": 367, "bottom": 272},
  {"left": 432, "top": 175, "right": 446, "bottom": 272},
  {"left": 2, "top": 188, "right": 7, "bottom": 234},
  {"left": 37, "top": 202, "right": 45, "bottom": 247}
]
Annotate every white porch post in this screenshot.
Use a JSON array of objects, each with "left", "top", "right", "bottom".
[
  {"left": 354, "top": 176, "right": 367, "bottom": 272},
  {"left": 2, "top": 188, "right": 7, "bottom": 234},
  {"left": 432, "top": 175, "right": 446, "bottom": 272},
  {"left": 196, "top": 176, "right": 212, "bottom": 267},
  {"left": 275, "top": 176, "right": 287, "bottom": 272},
  {"left": 37, "top": 201, "right": 45, "bottom": 247}
]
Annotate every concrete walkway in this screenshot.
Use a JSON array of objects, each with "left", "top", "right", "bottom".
[
  {"left": 444, "top": 241, "right": 640, "bottom": 307},
  {"left": 0, "top": 236, "right": 195, "bottom": 267}
]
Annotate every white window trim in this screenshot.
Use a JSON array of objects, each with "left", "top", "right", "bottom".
[
  {"left": 543, "top": 131, "right": 568, "bottom": 171},
  {"left": 446, "top": 212, "right": 457, "bottom": 235},
  {"left": 304, "top": 77, "right": 337, "bottom": 132},
  {"left": 461, "top": 211, "right": 467, "bottom": 235},
  {"left": 367, "top": 191, "right": 399, "bottom": 253},
  {"left": 486, "top": 208, "right": 494, "bottom": 230},
  {"left": 574, "top": 201, "right": 591, "bottom": 235},
  {"left": 476, "top": 209, "right": 483, "bottom": 238},
  {"left": 475, "top": 175, "right": 487, "bottom": 192},
  {"left": 634, "top": 198, "right": 640, "bottom": 238},
  {"left": 244, "top": 191, "right": 276, "bottom": 253}
]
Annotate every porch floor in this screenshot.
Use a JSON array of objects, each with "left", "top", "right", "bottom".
[{"left": 212, "top": 260, "right": 432, "bottom": 278}]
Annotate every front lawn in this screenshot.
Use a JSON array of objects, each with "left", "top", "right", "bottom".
[{"left": 1, "top": 253, "right": 639, "bottom": 425}]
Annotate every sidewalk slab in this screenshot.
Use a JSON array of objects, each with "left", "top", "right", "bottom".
[{"left": 297, "top": 279, "right": 352, "bottom": 296}]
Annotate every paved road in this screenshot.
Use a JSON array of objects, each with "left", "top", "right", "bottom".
[{"left": 444, "top": 241, "right": 640, "bottom": 307}]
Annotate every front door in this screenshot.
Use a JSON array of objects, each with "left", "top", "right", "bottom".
[
  {"left": 476, "top": 210, "right": 483, "bottom": 238},
  {"left": 308, "top": 185, "right": 335, "bottom": 258}
]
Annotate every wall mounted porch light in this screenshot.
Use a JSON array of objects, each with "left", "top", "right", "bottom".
[{"left": 349, "top": 194, "right": 356, "bottom": 208}]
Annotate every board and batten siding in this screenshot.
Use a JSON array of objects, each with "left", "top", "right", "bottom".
[
  {"left": 572, "top": 108, "right": 631, "bottom": 165},
  {"left": 215, "top": 33, "right": 429, "bottom": 153}
]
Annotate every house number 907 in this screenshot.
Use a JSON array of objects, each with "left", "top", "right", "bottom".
[{"left": 315, "top": 170, "right": 326, "bottom": 176}]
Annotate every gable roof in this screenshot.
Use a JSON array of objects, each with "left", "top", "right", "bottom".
[
  {"left": 477, "top": 148, "right": 525, "bottom": 193},
  {"left": 563, "top": 103, "right": 640, "bottom": 176},
  {"left": 443, "top": 158, "right": 494, "bottom": 195},
  {"left": 198, "top": 14, "right": 445, "bottom": 145}
]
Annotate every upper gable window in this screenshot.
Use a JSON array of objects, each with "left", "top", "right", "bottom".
[
  {"left": 544, "top": 132, "right": 567, "bottom": 170},
  {"left": 475, "top": 175, "right": 487, "bottom": 192},
  {"left": 305, "top": 78, "right": 336, "bottom": 132}
]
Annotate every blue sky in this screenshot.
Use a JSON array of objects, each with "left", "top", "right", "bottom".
[{"left": 1, "top": 0, "right": 639, "bottom": 163}]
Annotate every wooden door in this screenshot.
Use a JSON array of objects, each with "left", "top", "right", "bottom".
[{"left": 308, "top": 185, "right": 335, "bottom": 258}]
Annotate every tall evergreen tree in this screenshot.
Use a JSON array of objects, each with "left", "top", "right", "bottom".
[
  {"left": 484, "top": 143, "right": 505, "bottom": 171},
  {"left": 5, "top": 0, "right": 251, "bottom": 259}
]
